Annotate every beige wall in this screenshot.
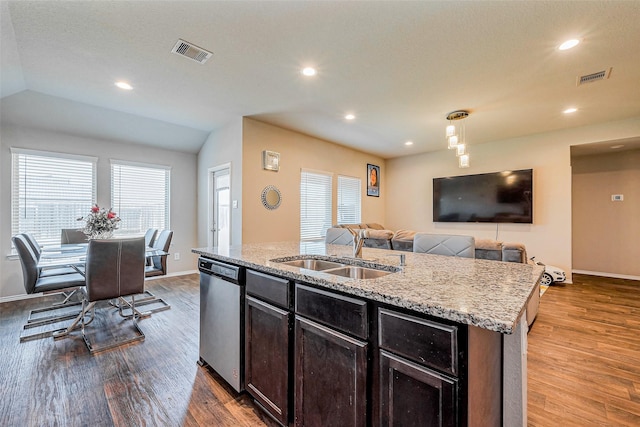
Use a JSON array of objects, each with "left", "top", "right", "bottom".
[
  {"left": 1, "top": 125, "right": 198, "bottom": 300},
  {"left": 197, "top": 118, "right": 243, "bottom": 246},
  {"left": 572, "top": 149, "right": 640, "bottom": 277},
  {"left": 386, "top": 117, "right": 640, "bottom": 281},
  {"left": 241, "top": 118, "right": 386, "bottom": 243}
]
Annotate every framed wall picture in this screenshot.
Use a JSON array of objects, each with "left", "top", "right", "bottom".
[
  {"left": 367, "top": 163, "right": 380, "bottom": 197},
  {"left": 262, "top": 150, "right": 280, "bottom": 171}
]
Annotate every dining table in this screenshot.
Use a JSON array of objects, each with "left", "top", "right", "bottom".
[{"left": 38, "top": 242, "right": 168, "bottom": 274}]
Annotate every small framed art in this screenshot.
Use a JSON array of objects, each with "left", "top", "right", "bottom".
[
  {"left": 367, "top": 163, "right": 380, "bottom": 197},
  {"left": 262, "top": 150, "right": 280, "bottom": 171}
]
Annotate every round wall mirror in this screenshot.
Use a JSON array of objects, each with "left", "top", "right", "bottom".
[{"left": 261, "top": 185, "right": 282, "bottom": 210}]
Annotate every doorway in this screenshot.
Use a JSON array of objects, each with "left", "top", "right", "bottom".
[{"left": 208, "top": 164, "right": 231, "bottom": 249}]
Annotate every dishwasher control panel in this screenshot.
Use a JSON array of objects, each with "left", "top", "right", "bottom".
[{"left": 198, "top": 257, "right": 242, "bottom": 283}]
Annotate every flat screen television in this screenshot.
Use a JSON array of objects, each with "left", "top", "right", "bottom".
[{"left": 433, "top": 169, "right": 533, "bottom": 223}]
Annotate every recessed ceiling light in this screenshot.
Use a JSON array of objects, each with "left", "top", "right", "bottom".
[
  {"left": 404, "top": 141, "right": 414, "bottom": 146},
  {"left": 345, "top": 114, "right": 355, "bottom": 120},
  {"left": 563, "top": 107, "right": 578, "bottom": 114},
  {"left": 115, "top": 81, "right": 133, "bottom": 90},
  {"left": 610, "top": 144, "right": 624, "bottom": 149},
  {"left": 301, "top": 67, "right": 317, "bottom": 77},
  {"left": 559, "top": 39, "right": 580, "bottom": 51}
]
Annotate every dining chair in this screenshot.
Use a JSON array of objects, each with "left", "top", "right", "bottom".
[
  {"left": 12, "top": 234, "right": 86, "bottom": 332},
  {"left": 61, "top": 228, "right": 89, "bottom": 244},
  {"left": 144, "top": 228, "right": 157, "bottom": 266},
  {"left": 413, "top": 233, "right": 476, "bottom": 258},
  {"left": 145, "top": 230, "right": 173, "bottom": 277},
  {"left": 69, "top": 237, "right": 147, "bottom": 353},
  {"left": 23, "top": 233, "right": 80, "bottom": 278},
  {"left": 144, "top": 228, "right": 158, "bottom": 247}
]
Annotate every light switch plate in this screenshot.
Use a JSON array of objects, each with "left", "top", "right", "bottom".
[{"left": 233, "top": 200, "right": 238, "bottom": 208}]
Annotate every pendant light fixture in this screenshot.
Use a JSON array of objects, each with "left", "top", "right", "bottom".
[{"left": 445, "top": 110, "right": 471, "bottom": 167}]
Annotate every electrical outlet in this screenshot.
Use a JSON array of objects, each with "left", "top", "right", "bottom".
[{"left": 174, "top": 252, "right": 180, "bottom": 261}]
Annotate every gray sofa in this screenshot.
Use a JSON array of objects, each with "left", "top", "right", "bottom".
[{"left": 325, "top": 225, "right": 539, "bottom": 328}]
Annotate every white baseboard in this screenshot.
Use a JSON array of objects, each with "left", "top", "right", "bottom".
[
  {"left": 144, "top": 269, "right": 198, "bottom": 280},
  {"left": 0, "top": 270, "right": 199, "bottom": 303},
  {"left": 572, "top": 270, "right": 640, "bottom": 281}
]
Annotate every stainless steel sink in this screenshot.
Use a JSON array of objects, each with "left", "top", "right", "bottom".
[
  {"left": 274, "top": 256, "right": 398, "bottom": 279},
  {"left": 279, "top": 259, "right": 345, "bottom": 271},
  {"left": 321, "top": 266, "right": 393, "bottom": 279}
]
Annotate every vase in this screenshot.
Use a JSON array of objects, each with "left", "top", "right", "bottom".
[{"left": 90, "top": 230, "right": 113, "bottom": 239}]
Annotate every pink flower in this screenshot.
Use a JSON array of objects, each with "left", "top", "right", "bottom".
[
  {"left": 91, "top": 205, "right": 100, "bottom": 213},
  {"left": 107, "top": 211, "right": 117, "bottom": 219}
]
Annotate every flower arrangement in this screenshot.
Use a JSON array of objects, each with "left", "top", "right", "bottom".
[{"left": 78, "top": 204, "right": 121, "bottom": 239}]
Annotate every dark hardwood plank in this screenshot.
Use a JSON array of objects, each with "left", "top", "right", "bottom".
[
  {"left": 0, "top": 274, "right": 276, "bottom": 427},
  {"left": 3, "top": 272, "right": 639, "bottom": 426},
  {"left": 528, "top": 274, "right": 640, "bottom": 427}
]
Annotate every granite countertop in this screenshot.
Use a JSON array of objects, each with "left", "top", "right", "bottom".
[{"left": 192, "top": 241, "right": 544, "bottom": 334}]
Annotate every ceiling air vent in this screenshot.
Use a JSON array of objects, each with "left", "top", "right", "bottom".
[
  {"left": 576, "top": 68, "right": 612, "bottom": 86},
  {"left": 171, "top": 39, "right": 213, "bottom": 64}
]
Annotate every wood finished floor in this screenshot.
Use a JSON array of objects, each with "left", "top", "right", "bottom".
[
  {"left": 1, "top": 273, "right": 639, "bottom": 426},
  {"left": 527, "top": 274, "right": 640, "bottom": 427}
]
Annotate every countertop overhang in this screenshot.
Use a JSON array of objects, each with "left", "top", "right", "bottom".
[{"left": 192, "top": 242, "right": 544, "bottom": 334}]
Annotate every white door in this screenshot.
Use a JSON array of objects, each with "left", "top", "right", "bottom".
[{"left": 209, "top": 166, "right": 231, "bottom": 248}]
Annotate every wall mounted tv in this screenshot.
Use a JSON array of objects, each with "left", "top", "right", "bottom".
[{"left": 433, "top": 169, "right": 533, "bottom": 223}]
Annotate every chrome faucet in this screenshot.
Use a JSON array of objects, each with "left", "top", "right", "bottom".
[{"left": 347, "top": 228, "right": 365, "bottom": 258}]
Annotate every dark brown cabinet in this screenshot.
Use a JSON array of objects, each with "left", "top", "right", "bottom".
[
  {"left": 245, "top": 270, "right": 292, "bottom": 426},
  {"left": 245, "top": 296, "right": 291, "bottom": 426},
  {"left": 294, "top": 316, "right": 368, "bottom": 427},
  {"left": 379, "top": 350, "right": 456, "bottom": 427}
]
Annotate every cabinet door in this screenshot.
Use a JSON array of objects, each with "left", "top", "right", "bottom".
[
  {"left": 379, "top": 350, "right": 457, "bottom": 427},
  {"left": 245, "top": 296, "right": 291, "bottom": 426},
  {"left": 294, "top": 316, "right": 367, "bottom": 427}
]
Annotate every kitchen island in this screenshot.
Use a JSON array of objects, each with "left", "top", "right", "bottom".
[{"left": 192, "top": 242, "right": 543, "bottom": 426}]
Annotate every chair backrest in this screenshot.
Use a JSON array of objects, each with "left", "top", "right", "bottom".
[
  {"left": 11, "top": 234, "right": 39, "bottom": 294},
  {"left": 413, "top": 233, "right": 475, "bottom": 258},
  {"left": 150, "top": 230, "right": 173, "bottom": 272},
  {"left": 23, "top": 233, "right": 42, "bottom": 260},
  {"left": 61, "top": 229, "right": 89, "bottom": 244},
  {"left": 85, "top": 237, "right": 145, "bottom": 302},
  {"left": 144, "top": 228, "right": 157, "bottom": 247}
]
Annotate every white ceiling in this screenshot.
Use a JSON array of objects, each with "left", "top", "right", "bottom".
[{"left": 1, "top": 1, "right": 640, "bottom": 157}]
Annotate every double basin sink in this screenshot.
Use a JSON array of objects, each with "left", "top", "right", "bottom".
[{"left": 274, "top": 257, "right": 398, "bottom": 279}]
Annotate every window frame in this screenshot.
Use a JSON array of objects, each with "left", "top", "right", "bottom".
[
  {"left": 337, "top": 175, "right": 362, "bottom": 225},
  {"left": 300, "top": 168, "right": 333, "bottom": 241},
  {"left": 10, "top": 147, "right": 98, "bottom": 248},
  {"left": 110, "top": 159, "right": 171, "bottom": 237}
]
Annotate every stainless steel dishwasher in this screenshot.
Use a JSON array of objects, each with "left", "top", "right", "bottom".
[{"left": 198, "top": 257, "right": 245, "bottom": 392}]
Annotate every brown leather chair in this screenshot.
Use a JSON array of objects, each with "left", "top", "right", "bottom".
[
  {"left": 12, "top": 234, "right": 85, "bottom": 332},
  {"left": 61, "top": 228, "right": 89, "bottom": 244},
  {"left": 145, "top": 230, "right": 173, "bottom": 277},
  {"left": 76, "top": 237, "right": 147, "bottom": 353}
]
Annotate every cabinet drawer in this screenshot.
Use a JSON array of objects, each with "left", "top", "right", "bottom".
[
  {"left": 378, "top": 308, "right": 458, "bottom": 376},
  {"left": 246, "top": 270, "right": 291, "bottom": 309},
  {"left": 295, "top": 283, "right": 368, "bottom": 339}
]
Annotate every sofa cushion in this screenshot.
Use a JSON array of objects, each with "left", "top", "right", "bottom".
[
  {"left": 502, "top": 242, "right": 528, "bottom": 263},
  {"left": 475, "top": 238, "right": 503, "bottom": 261},
  {"left": 391, "top": 229, "right": 417, "bottom": 252}
]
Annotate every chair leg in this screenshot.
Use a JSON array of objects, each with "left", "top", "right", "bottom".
[
  {"left": 51, "top": 300, "right": 95, "bottom": 340},
  {"left": 27, "top": 288, "right": 83, "bottom": 324},
  {"left": 82, "top": 296, "right": 145, "bottom": 354}
]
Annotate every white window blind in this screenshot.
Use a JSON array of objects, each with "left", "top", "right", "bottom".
[
  {"left": 11, "top": 148, "right": 96, "bottom": 247},
  {"left": 337, "top": 175, "right": 361, "bottom": 224},
  {"left": 111, "top": 161, "right": 170, "bottom": 236},
  {"left": 300, "top": 169, "right": 332, "bottom": 241}
]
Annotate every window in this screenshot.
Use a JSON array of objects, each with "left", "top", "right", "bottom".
[
  {"left": 300, "top": 169, "right": 332, "bottom": 241},
  {"left": 111, "top": 160, "right": 170, "bottom": 236},
  {"left": 337, "top": 175, "right": 361, "bottom": 225},
  {"left": 11, "top": 148, "right": 97, "bottom": 247}
]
